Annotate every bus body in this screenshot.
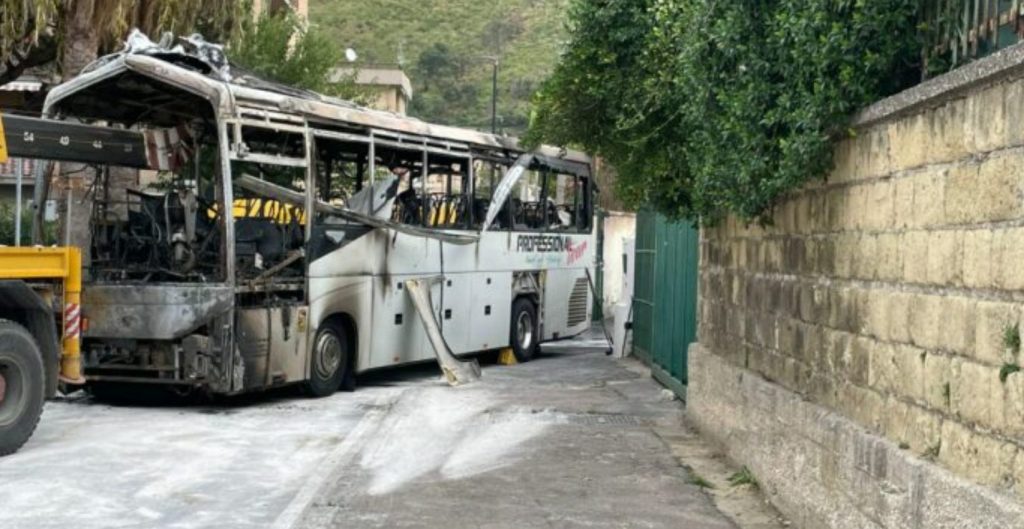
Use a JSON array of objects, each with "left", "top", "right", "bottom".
[{"left": 36, "top": 39, "right": 595, "bottom": 395}]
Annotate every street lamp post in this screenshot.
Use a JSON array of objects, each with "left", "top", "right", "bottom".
[
  {"left": 490, "top": 58, "right": 498, "bottom": 134},
  {"left": 472, "top": 55, "right": 500, "bottom": 134}
]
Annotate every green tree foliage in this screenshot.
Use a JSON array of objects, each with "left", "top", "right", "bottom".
[
  {"left": 229, "top": 10, "right": 359, "bottom": 99},
  {"left": 526, "top": 1, "right": 924, "bottom": 224},
  {"left": 310, "top": 0, "right": 569, "bottom": 133},
  {"left": 2, "top": 2, "right": 353, "bottom": 97},
  {"left": 0, "top": 0, "right": 58, "bottom": 59},
  {"left": 1, "top": 0, "right": 246, "bottom": 83},
  {"left": 410, "top": 43, "right": 482, "bottom": 126},
  {"left": 0, "top": 202, "right": 57, "bottom": 245}
]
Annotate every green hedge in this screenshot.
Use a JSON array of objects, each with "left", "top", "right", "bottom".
[
  {"left": 0, "top": 202, "right": 58, "bottom": 246},
  {"left": 526, "top": 0, "right": 923, "bottom": 224}
]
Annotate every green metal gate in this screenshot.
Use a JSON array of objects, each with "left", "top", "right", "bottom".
[{"left": 632, "top": 209, "right": 699, "bottom": 399}]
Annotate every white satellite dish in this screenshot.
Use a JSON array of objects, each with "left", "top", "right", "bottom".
[{"left": 345, "top": 48, "right": 358, "bottom": 63}]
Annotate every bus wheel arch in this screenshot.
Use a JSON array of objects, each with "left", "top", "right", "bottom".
[
  {"left": 305, "top": 314, "right": 356, "bottom": 396},
  {"left": 327, "top": 313, "right": 358, "bottom": 391},
  {"left": 332, "top": 313, "right": 358, "bottom": 392},
  {"left": 510, "top": 296, "right": 539, "bottom": 363}
]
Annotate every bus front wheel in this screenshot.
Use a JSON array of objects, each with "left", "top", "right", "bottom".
[
  {"left": 510, "top": 298, "right": 539, "bottom": 363},
  {"left": 0, "top": 321, "right": 46, "bottom": 456},
  {"left": 305, "top": 320, "right": 350, "bottom": 397}
]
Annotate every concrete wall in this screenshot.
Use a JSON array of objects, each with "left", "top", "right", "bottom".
[
  {"left": 602, "top": 211, "right": 636, "bottom": 313},
  {"left": 690, "top": 43, "right": 1024, "bottom": 527}
]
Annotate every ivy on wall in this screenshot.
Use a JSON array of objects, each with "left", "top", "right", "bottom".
[{"left": 525, "top": 0, "right": 924, "bottom": 224}]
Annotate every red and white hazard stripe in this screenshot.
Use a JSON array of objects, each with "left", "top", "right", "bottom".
[{"left": 64, "top": 302, "right": 81, "bottom": 339}]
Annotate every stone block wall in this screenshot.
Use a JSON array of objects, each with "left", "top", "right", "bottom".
[{"left": 695, "top": 45, "right": 1024, "bottom": 512}]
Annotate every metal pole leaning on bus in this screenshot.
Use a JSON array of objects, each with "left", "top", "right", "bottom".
[
  {"left": 404, "top": 277, "right": 481, "bottom": 386},
  {"left": 585, "top": 268, "right": 614, "bottom": 355}
]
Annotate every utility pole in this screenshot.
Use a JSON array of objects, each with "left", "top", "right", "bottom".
[
  {"left": 473, "top": 55, "right": 501, "bottom": 134},
  {"left": 490, "top": 58, "right": 499, "bottom": 134}
]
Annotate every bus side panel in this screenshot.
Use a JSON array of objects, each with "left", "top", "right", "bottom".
[
  {"left": 543, "top": 268, "right": 592, "bottom": 341},
  {"left": 468, "top": 271, "right": 513, "bottom": 352},
  {"left": 307, "top": 276, "right": 373, "bottom": 374},
  {"left": 440, "top": 273, "right": 473, "bottom": 354},
  {"left": 309, "top": 230, "right": 387, "bottom": 278},
  {"left": 369, "top": 274, "right": 431, "bottom": 368},
  {"left": 386, "top": 232, "right": 434, "bottom": 275},
  {"left": 235, "top": 305, "right": 308, "bottom": 389},
  {"left": 542, "top": 268, "right": 572, "bottom": 340}
]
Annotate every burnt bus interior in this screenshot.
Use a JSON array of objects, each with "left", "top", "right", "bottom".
[
  {"left": 42, "top": 70, "right": 225, "bottom": 285},
  {"left": 49, "top": 66, "right": 594, "bottom": 288},
  {"left": 42, "top": 69, "right": 235, "bottom": 387},
  {"left": 309, "top": 127, "right": 593, "bottom": 235}
]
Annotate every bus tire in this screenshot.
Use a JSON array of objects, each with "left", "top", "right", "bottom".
[
  {"left": 510, "top": 297, "right": 539, "bottom": 363},
  {"left": 339, "top": 349, "right": 356, "bottom": 393},
  {"left": 0, "top": 321, "right": 46, "bottom": 457},
  {"left": 305, "top": 320, "right": 349, "bottom": 398}
]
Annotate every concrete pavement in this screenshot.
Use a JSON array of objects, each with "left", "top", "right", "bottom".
[
  {"left": 0, "top": 333, "right": 779, "bottom": 529},
  {"left": 298, "top": 339, "right": 744, "bottom": 529}
]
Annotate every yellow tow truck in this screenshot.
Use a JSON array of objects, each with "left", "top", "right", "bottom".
[
  {"left": 0, "top": 113, "right": 97, "bottom": 455},
  {"left": 0, "top": 101, "right": 167, "bottom": 454},
  {"left": 0, "top": 246, "right": 84, "bottom": 455}
]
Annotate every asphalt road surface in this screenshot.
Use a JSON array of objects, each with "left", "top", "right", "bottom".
[{"left": 0, "top": 335, "right": 736, "bottom": 529}]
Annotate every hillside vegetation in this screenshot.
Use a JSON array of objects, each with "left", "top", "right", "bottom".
[{"left": 310, "top": 0, "right": 569, "bottom": 135}]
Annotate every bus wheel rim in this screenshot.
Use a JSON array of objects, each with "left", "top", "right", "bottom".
[
  {"left": 516, "top": 311, "right": 534, "bottom": 350},
  {"left": 314, "top": 332, "right": 343, "bottom": 380},
  {"left": 0, "top": 358, "right": 25, "bottom": 427}
]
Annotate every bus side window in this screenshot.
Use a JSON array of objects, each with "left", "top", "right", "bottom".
[
  {"left": 509, "top": 168, "right": 543, "bottom": 231},
  {"left": 576, "top": 176, "right": 593, "bottom": 232},
  {"left": 365, "top": 142, "right": 424, "bottom": 226},
  {"left": 471, "top": 159, "right": 513, "bottom": 230},
  {"left": 423, "top": 156, "right": 469, "bottom": 229},
  {"left": 539, "top": 171, "right": 578, "bottom": 232},
  {"left": 314, "top": 138, "right": 369, "bottom": 207}
]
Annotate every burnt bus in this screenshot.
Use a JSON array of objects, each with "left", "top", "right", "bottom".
[{"left": 35, "top": 37, "right": 595, "bottom": 396}]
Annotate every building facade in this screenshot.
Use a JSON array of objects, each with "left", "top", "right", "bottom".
[{"left": 332, "top": 67, "right": 413, "bottom": 116}]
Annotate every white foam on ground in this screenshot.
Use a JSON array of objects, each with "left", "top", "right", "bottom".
[
  {"left": 359, "top": 388, "right": 555, "bottom": 495},
  {"left": 1, "top": 381, "right": 561, "bottom": 525},
  {"left": 0, "top": 391, "right": 378, "bottom": 529},
  {"left": 441, "top": 409, "right": 560, "bottom": 480}
]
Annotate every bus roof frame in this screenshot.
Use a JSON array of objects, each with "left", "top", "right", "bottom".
[
  {"left": 35, "top": 36, "right": 595, "bottom": 246},
  {"left": 42, "top": 46, "right": 591, "bottom": 171}
]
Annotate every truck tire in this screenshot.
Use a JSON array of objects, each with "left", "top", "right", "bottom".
[
  {"left": 510, "top": 297, "right": 539, "bottom": 363},
  {"left": 304, "top": 320, "right": 350, "bottom": 397},
  {"left": 0, "top": 321, "right": 46, "bottom": 456}
]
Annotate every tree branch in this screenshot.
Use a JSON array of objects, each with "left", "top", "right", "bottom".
[{"left": 0, "top": 30, "right": 58, "bottom": 86}]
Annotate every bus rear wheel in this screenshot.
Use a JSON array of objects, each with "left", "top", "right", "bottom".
[
  {"left": 305, "top": 320, "right": 350, "bottom": 397},
  {"left": 0, "top": 321, "right": 45, "bottom": 457},
  {"left": 510, "top": 298, "right": 539, "bottom": 363}
]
